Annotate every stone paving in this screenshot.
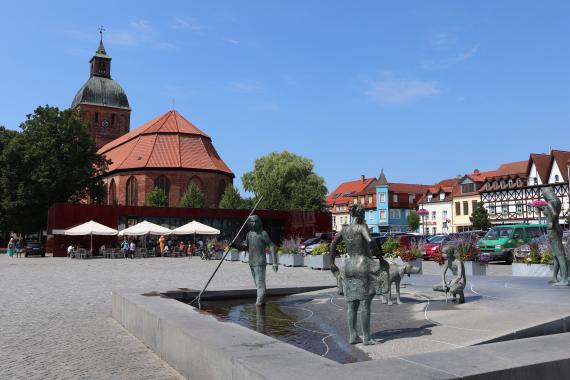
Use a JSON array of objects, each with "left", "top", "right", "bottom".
[
  {"left": 0, "top": 255, "right": 512, "bottom": 379},
  {"left": 0, "top": 255, "right": 335, "bottom": 379}
]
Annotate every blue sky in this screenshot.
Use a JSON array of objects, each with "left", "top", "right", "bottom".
[{"left": 1, "top": 1, "right": 569, "bottom": 193}]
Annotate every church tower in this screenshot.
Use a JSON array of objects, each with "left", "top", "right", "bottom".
[{"left": 72, "top": 31, "right": 131, "bottom": 149}]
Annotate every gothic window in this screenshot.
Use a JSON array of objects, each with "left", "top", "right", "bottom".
[
  {"left": 109, "top": 179, "right": 117, "bottom": 205},
  {"left": 95, "top": 112, "right": 99, "bottom": 123},
  {"left": 111, "top": 114, "right": 116, "bottom": 126},
  {"left": 126, "top": 176, "right": 138, "bottom": 206},
  {"left": 155, "top": 175, "right": 170, "bottom": 204}
]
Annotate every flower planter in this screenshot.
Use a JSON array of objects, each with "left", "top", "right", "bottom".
[
  {"left": 279, "top": 253, "right": 304, "bottom": 267},
  {"left": 240, "top": 252, "right": 249, "bottom": 263},
  {"left": 266, "top": 253, "right": 274, "bottom": 265},
  {"left": 464, "top": 261, "right": 487, "bottom": 276},
  {"left": 512, "top": 263, "right": 554, "bottom": 277},
  {"left": 306, "top": 254, "right": 331, "bottom": 270},
  {"left": 225, "top": 251, "right": 240, "bottom": 261}
]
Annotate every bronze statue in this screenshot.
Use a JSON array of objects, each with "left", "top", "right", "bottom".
[
  {"left": 381, "top": 263, "right": 421, "bottom": 305},
  {"left": 233, "top": 215, "right": 278, "bottom": 306},
  {"left": 330, "top": 204, "right": 388, "bottom": 345},
  {"left": 432, "top": 245, "right": 466, "bottom": 303},
  {"left": 537, "top": 188, "right": 568, "bottom": 286}
]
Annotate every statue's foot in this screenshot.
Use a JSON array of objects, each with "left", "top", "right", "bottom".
[
  {"left": 363, "top": 338, "right": 376, "bottom": 346},
  {"left": 396, "top": 300, "right": 403, "bottom": 305},
  {"left": 548, "top": 278, "right": 558, "bottom": 283},
  {"left": 349, "top": 335, "right": 362, "bottom": 345},
  {"left": 387, "top": 301, "right": 393, "bottom": 306},
  {"left": 553, "top": 281, "right": 569, "bottom": 287},
  {"left": 380, "top": 298, "right": 387, "bottom": 304},
  {"left": 255, "top": 302, "right": 266, "bottom": 307}
]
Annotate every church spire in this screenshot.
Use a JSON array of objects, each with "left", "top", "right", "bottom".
[{"left": 90, "top": 27, "right": 111, "bottom": 78}]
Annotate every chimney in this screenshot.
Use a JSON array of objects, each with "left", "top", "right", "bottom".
[
  {"left": 474, "top": 169, "right": 480, "bottom": 175},
  {"left": 361, "top": 175, "right": 365, "bottom": 183}
]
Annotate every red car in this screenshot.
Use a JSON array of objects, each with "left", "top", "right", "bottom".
[{"left": 422, "top": 235, "right": 451, "bottom": 260}]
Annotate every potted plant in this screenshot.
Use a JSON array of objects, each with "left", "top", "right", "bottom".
[
  {"left": 279, "top": 237, "right": 304, "bottom": 267},
  {"left": 306, "top": 243, "right": 331, "bottom": 270},
  {"left": 454, "top": 237, "right": 488, "bottom": 276},
  {"left": 512, "top": 241, "right": 556, "bottom": 277},
  {"left": 382, "top": 237, "right": 403, "bottom": 265},
  {"left": 398, "top": 240, "right": 424, "bottom": 274}
]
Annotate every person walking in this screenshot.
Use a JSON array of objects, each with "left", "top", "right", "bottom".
[
  {"left": 159, "top": 235, "right": 166, "bottom": 256},
  {"left": 129, "top": 240, "right": 136, "bottom": 259},
  {"left": 15, "top": 238, "right": 22, "bottom": 258},
  {"left": 7, "top": 238, "right": 15, "bottom": 258},
  {"left": 121, "top": 238, "right": 129, "bottom": 258}
]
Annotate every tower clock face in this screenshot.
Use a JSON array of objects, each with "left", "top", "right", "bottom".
[{"left": 101, "top": 120, "right": 110, "bottom": 128}]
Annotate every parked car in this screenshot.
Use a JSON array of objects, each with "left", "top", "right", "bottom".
[
  {"left": 300, "top": 237, "right": 323, "bottom": 254},
  {"left": 25, "top": 242, "right": 45, "bottom": 257},
  {"left": 477, "top": 224, "right": 545, "bottom": 263},
  {"left": 373, "top": 233, "right": 423, "bottom": 256},
  {"left": 422, "top": 235, "right": 451, "bottom": 260}
]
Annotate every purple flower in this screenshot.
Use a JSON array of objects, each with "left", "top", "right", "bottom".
[{"left": 531, "top": 199, "right": 547, "bottom": 208}]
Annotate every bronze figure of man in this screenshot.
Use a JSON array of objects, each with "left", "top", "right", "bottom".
[
  {"left": 538, "top": 188, "right": 567, "bottom": 286},
  {"left": 233, "top": 215, "right": 278, "bottom": 305},
  {"left": 330, "top": 204, "right": 385, "bottom": 345}
]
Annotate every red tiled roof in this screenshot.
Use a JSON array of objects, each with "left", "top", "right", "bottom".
[
  {"left": 551, "top": 150, "right": 570, "bottom": 181},
  {"left": 527, "top": 154, "right": 551, "bottom": 183},
  {"left": 495, "top": 161, "right": 527, "bottom": 176},
  {"left": 389, "top": 183, "right": 430, "bottom": 194},
  {"left": 98, "top": 110, "right": 233, "bottom": 176},
  {"left": 326, "top": 177, "right": 375, "bottom": 206}
]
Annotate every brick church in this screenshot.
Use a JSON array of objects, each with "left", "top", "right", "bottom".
[{"left": 71, "top": 37, "right": 234, "bottom": 208}]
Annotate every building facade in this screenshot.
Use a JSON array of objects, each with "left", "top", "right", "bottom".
[
  {"left": 418, "top": 179, "right": 457, "bottom": 235},
  {"left": 452, "top": 169, "right": 494, "bottom": 232},
  {"left": 326, "top": 175, "right": 376, "bottom": 232},
  {"left": 480, "top": 151, "right": 570, "bottom": 226}
]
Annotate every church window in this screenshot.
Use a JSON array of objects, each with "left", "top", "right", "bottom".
[
  {"left": 155, "top": 176, "right": 170, "bottom": 205},
  {"left": 111, "top": 114, "right": 116, "bottom": 125},
  {"left": 126, "top": 176, "right": 138, "bottom": 206},
  {"left": 95, "top": 112, "right": 99, "bottom": 123},
  {"left": 109, "top": 179, "right": 117, "bottom": 205}
]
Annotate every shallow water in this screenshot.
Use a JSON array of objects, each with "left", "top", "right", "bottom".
[{"left": 196, "top": 293, "right": 370, "bottom": 364}]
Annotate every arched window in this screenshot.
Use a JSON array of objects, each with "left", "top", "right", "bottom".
[
  {"left": 516, "top": 178, "right": 522, "bottom": 187},
  {"left": 126, "top": 176, "right": 138, "bottom": 206},
  {"left": 109, "top": 179, "right": 117, "bottom": 206},
  {"left": 554, "top": 174, "right": 560, "bottom": 183},
  {"left": 188, "top": 176, "right": 203, "bottom": 192},
  {"left": 155, "top": 175, "right": 170, "bottom": 205}
]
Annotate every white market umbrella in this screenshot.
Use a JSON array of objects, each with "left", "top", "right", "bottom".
[
  {"left": 171, "top": 220, "right": 220, "bottom": 235},
  {"left": 171, "top": 220, "right": 220, "bottom": 253},
  {"left": 64, "top": 220, "right": 118, "bottom": 253},
  {"left": 118, "top": 220, "right": 172, "bottom": 236}
]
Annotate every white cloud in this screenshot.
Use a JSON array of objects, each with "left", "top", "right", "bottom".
[
  {"left": 228, "top": 81, "right": 260, "bottom": 94},
  {"left": 423, "top": 44, "right": 480, "bottom": 70},
  {"left": 225, "top": 38, "right": 240, "bottom": 45},
  {"left": 170, "top": 17, "right": 203, "bottom": 31},
  {"left": 365, "top": 73, "right": 439, "bottom": 106}
]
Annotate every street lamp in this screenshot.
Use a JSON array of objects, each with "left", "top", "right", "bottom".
[{"left": 418, "top": 208, "right": 429, "bottom": 237}]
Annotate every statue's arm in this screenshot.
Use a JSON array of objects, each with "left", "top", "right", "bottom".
[
  {"left": 262, "top": 231, "right": 278, "bottom": 265},
  {"left": 441, "top": 262, "right": 449, "bottom": 286},
  {"left": 330, "top": 231, "right": 343, "bottom": 269},
  {"left": 450, "top": 261, "right": 463, "bottom": 286},
  {"left": 362, "top": 226, "right": 381, "bottom": 258},
  {"left": 231, "top": 232, "right": 249, "bottom": 252}
]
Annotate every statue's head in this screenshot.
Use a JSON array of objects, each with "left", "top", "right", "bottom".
[
  {"left": 404, "top": 264, "right": 421, "bottom": 276},
  {"left": 442, "top": 245, "right": 456, "bottom": 261},
  {"left": 248, "top": 215, "right": 263, "bottom": 232},
  {"left": 350, "top": 204, "right": 365, "bottom": 224}
]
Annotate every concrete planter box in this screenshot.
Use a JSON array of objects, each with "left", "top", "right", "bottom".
[
  {"left": 240, "top": 251, "right": 249, "bottom": 263},
  {"left": 266, "top": 253, "right": 274, "bottom": 265},
  {"left": 512, "top": 263, "right": 554, "bottom": 277},
  {"left": 279, "top": 253, "right": 304, "bottom": 267},
  {"left": 464, "top": 261, "right": 487, "bottom": 276},
  {"left": 226, "top": 251, "right": 240, "bottom": 261},
  {"left": 306, "top": 254, "right": 331, "bottom": 270},
  {"left": 422, "top": 260, "right": 443, "bottom": 275}
]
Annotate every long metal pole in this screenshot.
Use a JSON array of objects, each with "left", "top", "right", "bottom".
[{"left": 190, "top": 196, "right": 264, "bottom": 308}]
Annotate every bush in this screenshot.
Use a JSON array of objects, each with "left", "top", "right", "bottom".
[
  {"left": 310, "top": 243, "right": 329, "bottom": 255},
  {"left": 381, "top": 238, "right": 400, "bottom": 258},
  {"left": 280, "top": 237, "right": 302, "bottom": 254}
]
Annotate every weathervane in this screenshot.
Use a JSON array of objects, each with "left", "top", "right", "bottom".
[{"left": 98, "top": 25, "right": 106, "bottom": 41}]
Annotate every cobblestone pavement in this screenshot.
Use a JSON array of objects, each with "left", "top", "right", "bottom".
[{"left": 0, "top": 255, "right": 335, "bottom": 379}]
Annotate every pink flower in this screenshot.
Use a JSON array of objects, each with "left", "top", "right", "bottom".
[
  {"left": 417, "top": 209, "right": 429, "bottom": 216},
  {"left": 531, "top": 199, "right": 547, "bottom": 208}
]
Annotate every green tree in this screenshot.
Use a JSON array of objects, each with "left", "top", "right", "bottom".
[
  {"left": 0, "top": 106, "right": 109, "bottom": 233},
  {"left": 219, "top": 184, "right": 245, "bottom": 209},
  {"left": 407, "top": 210, "right": 420, "bottom": 232},
  {"left": 146, "top": 187, "right": 168, "bottom": 207},
  {"left": 470, "top": 202, "right": 492, "bottom": 230},
  {"left": 180, "top": 183, "right": 205, "bottom": 208},
  {"left": 241, "top": 151, "right": 327, "bottom": 211}
]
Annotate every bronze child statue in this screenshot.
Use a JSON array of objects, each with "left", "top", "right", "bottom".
[
  {"left": 537, "top": 188, "right": 568, "bottom": 286},
  {"left": 330, "top": 204, "right": 387, "bottom": 345},
  {"left": 433, "top": 244, "right": 466, "bottom": 304},
  {"left": 233, "top": 215, "right": 278, "bottom": 306}
]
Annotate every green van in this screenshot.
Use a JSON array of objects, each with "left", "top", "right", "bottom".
[{"left": 477, "top": 224, "right": 545, "bottom": 263}]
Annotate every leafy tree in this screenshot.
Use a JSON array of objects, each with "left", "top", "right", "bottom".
[
  {"left": 219, "top": 184, "right": 245, "bottom": 209},
  {"left": 0, "top": 106, "right": 108, "bottom": 233},
  {"left": 241, "top": 151, "right": 327, "bottom": 211},
  {"left": 180, "top": 183, "right": 205, "bottom": 208},
  {"left": 146, "top": 187, "right": 168, "bottom": 207},
  {"left": 470, "top": 202, "right": 492, "bottom": 230},
  {"left": 407, "top": 210, "right": 420, "bottom": 232}
]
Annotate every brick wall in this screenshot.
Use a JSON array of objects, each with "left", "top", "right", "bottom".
[
  {"left": 103, "top": 170, "right": 233, "bottom": 208},
  {"left": 75, "top": 104, "right": 131, "bottom": 149}
]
